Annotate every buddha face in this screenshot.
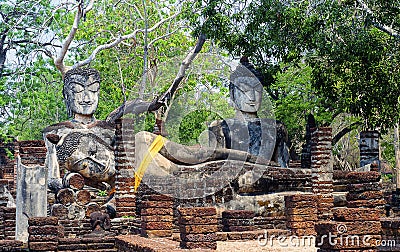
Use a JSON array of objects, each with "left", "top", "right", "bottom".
[
  {"left": 64, "top": 69, "right": 100, "bottom": 116},
  {"left": 230, "top": 77, "right": 263, "bottom": 113}
]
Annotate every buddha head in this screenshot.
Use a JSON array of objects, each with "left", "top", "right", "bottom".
[
  {"left": 63, "top": 68, "right": 101, "bottom": 118},
  {"left": 229, "top": 65, "right": 263, "bottom": 114}
]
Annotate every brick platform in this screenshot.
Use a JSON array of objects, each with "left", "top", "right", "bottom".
[
  {"left": 285, "top": 194, "right": 318, "bottom": 236},
  {"left": 28, "top": 217, "right": 64, "bottom": 251},
  {"left": 316, "top": 172, "right": 384, "bottom": 252},
  {"left": 178, "top": 207, "right": 218, "bottom": 250},
  {"left": 140, "top": 194, "right": 174, "bottom": 238},
  {"left": 222, "top": 210, "right": 255, "bottom": 232}
]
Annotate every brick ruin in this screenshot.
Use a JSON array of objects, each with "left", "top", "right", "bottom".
[{"left": 1, "top": 125, "right": 400, "bottom": 251}]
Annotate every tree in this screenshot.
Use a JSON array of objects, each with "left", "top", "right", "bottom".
[
  {"left": 0, "top": 0, "right": 204, "bottom": 139},
  {"left": 187, "top": 0, "right": 400, "bottom": 150},
  {"left": 0, "top": 1, "right": 64, "bottom": 140}
]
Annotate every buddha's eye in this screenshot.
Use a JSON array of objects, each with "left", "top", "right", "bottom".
[
  {"left": 88, "top": 82, "right": 100, "bottom": 92},
  {"left": 71, "top": 83, "right": 84, "bottom": 93}
]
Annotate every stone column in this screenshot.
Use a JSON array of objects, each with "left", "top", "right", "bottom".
[
  {"left": 15, "top": 157, "right": 47, "bottom": 243},
  {"left": 114, "top": 119, "right": 136, "bottom": 218},
  {"left": 359, "top": 130, "right": 380, "bottom": 168},
  {"left": 311, "top": 127, "right": 334, "bottom": 220}
]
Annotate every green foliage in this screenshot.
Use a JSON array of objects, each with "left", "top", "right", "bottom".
[
  {"left": 188, "top": 0, "right": 400, "bottom": 155},
  {"left": 308, "top": 1, "right": 400, "bottom": 129},
  {"left": 1, "top": 56, "right": 66, "bottom": 139},
  {"left": 97, "top": 190, "right": 107, "bottom": 197},
  {"left": 382, "top": 173, "right": 393, "bottom": 183},
  {"left": 381, "top": 132, "right": 396, "bottom": 169},
  {"left": 273, "top": 64, "right": 332, "bottom": 146},
  {"left": 1, "top": 0, "right": 195, "bottom": 139}
]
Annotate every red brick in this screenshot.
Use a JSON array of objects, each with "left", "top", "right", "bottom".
[
  {"left": 285, "top": 200, "right": 317, "bottom": 208},
  {"left": 286, "top": 215, "right": 318, "bottom": 222},
  {"left": 29, "top": 241, "right": 58, "bottom": 251},
  {"left": 286, "top": 207, "right": 318, "bottom": 215},
  {"left": 292, "top": 228, "right": 317, "bottom": 236},
  {"left": 346, "top": 199, "right": 385, "bottom": 208},
  {"left": 346, "top": 191, "right": 384, "bottom": 201},
  {"left": 223, "top": 226, "right": 254, "bottom": 232},
  {"left": 222, "top": 218, "right": 254, "bottom": 226},
  {"left": 28, "top": 225, "right": 60, "bottom": 235},
  {"left": 346, "top": 183, "right": 382, "bottom": 192},
  {"left": 115, "top": 201, "right": 136, "bottom": 207},
  {"left": 141, "top": 229, "right": 173, "bottom": 238},
  {"left": 141, "top": 215, "right": 173, "bottom": 222},
  {"left": 333, "top": 208, "right": 383, "bottom": 221},
  {"left": 28, "top": 234, "right": 59, "bottom": 242},
  {"left": 180, "top": 225, "right": 218, "bottom": 234},
  {"left": 141, "top": 221, "right": 173, "bottom": 230},
  {"left": 222, "top": 210, "right": 255, "bottom": 219},
  {"left": 286, "top": 221, "right": 315, "bottom": 229},
  {"left": 178, "top": 207, "right": 216, "bottom": 217},
  {"left": 140, "top": 208, "right": 173, "bottom": 216},
  {"left": 28, "top": 217, "right": 58, "bottom": 226},
  {"left": 180, "top": 241, "right": 217, "bottom": 250},
  {"left": 315, "top": 221, "right": 381, "bottom": 235},
  {"left": 285, "top": 194, "right": 318, "bottom": 202},
  {"left": 178, "top": 216, "right": 218, "bottom": 225},
  {"left": 181, "top": 233, "right": 216, "bottom": 242},
  {"left": 345, "top": 172, "right": 380, "bottom": 182},
  {"left": 141, "top": 201, "right": 173, "bottom": 208},
  {"left": 141, "top": 194, "right": 173, "bottom": 202}
]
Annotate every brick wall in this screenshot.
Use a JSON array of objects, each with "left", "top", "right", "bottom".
[{"left": 114, "top": 119, "right": 136, "bottom": 218}]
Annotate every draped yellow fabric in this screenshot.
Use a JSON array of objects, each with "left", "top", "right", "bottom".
[{"left": 134, "top": 135, "right": 165, "bottom": 191}]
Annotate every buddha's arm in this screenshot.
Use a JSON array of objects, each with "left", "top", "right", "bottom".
[{"left": 136, "top": 131, "right": 268, "bottom": 166}]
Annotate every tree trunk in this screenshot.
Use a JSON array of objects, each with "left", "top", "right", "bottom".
[{"left": 394, "top": 123, "right": 400, "bottom": 190}]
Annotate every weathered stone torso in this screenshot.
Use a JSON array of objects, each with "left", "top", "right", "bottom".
[
  {"left": 209, "top": 118, "right": 276, "bottom": 163},
  {"left": 44, "top": 120, "right": 115, "bottom": 184}
]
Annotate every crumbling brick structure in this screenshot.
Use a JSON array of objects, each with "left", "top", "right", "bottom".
[{"left": 178, "top": 207, "right": 218, "bottom": 250}]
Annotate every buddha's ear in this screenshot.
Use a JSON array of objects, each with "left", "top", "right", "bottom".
[{"left": 46, "top": 134, "right": 61, "bottom": 144}]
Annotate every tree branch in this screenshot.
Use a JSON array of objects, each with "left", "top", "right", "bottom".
[
  {"left": 147, "top": 26, "right": 187, "bottom": 49},
  {"left": 332, "top": 121, "right": 362, "bottom": 146},
  {"left": 106, "top": 34, "right": 207, "bottom": 123},
  {"left": 72, "top": 12, "right": 180, "bottom": 69},
  {"left": 54, "top": 2, "right": 84, "bottom": 76},
  {"left": 356, "top": 0, "right": 400, "bottom": 39}
]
